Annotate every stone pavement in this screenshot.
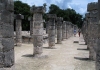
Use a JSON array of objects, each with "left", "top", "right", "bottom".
[{"left": 14, "top": 34, "right": 95, "bottom": 70}]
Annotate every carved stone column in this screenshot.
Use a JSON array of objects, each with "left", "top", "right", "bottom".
[
  {"left": 56, "top": 17, "right": 63, "bottom": 44},
  {"left": 30, "top": 5, "right": 46, "bottom": 57},
  {"left": 87, "top": 2, "right": 98, "bottom": 61},
  {"left": 96, "top": 0, "right": 100, "bottom": 70},
  {"left": 15, "top": 14, "right": 24, "bottom": 46},
  {"left": 47, "top": 14, "right": 56, "bottom": 48},
  {"left": 28, "top": 17, "right": 34, "bottom": 36},
  {"left": 0, "top": 0, "right": 14, "bottom": 69},
  {"left": 62, "top": 21, "right": 67, "bottom": 40},
  {"left": 46, "top": 21, "right": 49, "bottom": 34}
]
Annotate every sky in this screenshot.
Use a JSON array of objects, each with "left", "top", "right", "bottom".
[{"left": 20, "top": 0, "right": 98, "bottom": 16}]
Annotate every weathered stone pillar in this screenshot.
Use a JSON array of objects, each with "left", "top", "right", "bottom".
[
  {"left": 0, "top": 0, "right": 14, "bottom": 69},
  {"left": 30, "top": 5, "right": 46, "bottom": 57},
  {"left": 47, "top": 14, "right": 56, "bottom": 48},
  {"left": 66, "top": 21, "right": 69, "bottom": 39},
  {"left": 56, "top": 17, "right": 63, "bottom": 44},
  {"left": 96, "top": 0, "right": 100, "bottom": 70},
  {"left": 15, "top": 14, "right": 24, "bottom": 46},
  {"left": 62, "top": 21, "right": 67, "bottom": 40},
  {"left": 46, "top": 21, "right": 49, "bottom": 34},
  {"left": 55, "top": 22, "right": 57, "bottom": 37},
  {"left": 28, "top": 17, "right": 34, "bottom": 36},
  {"left": 87, "top": 2, "right": 98, "bottom": 61}
]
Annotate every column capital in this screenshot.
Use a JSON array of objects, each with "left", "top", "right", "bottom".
[
  {"left": 87, "top": 2, "right": 98, "bottom": 12},
  {"left": 30, "top": 5, "right": 46, "bottom": 13},
  {"left": 56, "top": 17, "right": 63, "bottom": 22},
  {"left": 85, "top": 13, "right": 90, "bottom": 18},
  {"left": 28, "top": 17, "right": 33, "bottom": 21},
  {"left": 15, "top": 14, "right": 24, "bottom": 20},
  {"left": 47, "top": 14, "right": 57, "bottom": 19}
]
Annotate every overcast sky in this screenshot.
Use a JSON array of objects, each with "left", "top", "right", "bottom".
[{"left": 20, "top": 0, "right": 98, "bottom": 15}]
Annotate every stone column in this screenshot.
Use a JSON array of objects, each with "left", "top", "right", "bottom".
[
  {"left": 30, "top": 5, "right": 46, "bottom": 57},
  {"left": 55, "top": 22, "right": 57, "bottom": 37},
  {"left": 66, "top": 21, "right": 69, "bottom": 39},
  {"left": 56, "top": 17, "right": 63, "bottom": 44},
  {"left": 96, "top": 0, "right": 100, "bottom": 70},
  {"left": 47, "top": 14, "right": 56, "bottom": 48},
  {"left": 28, "top": 17, "right": 34, "bottom": 36},
  {"left": 15, "top": 14, "right": 24, "bottom": 46},
  {"left": 46, "top": 21, "right": 49, "bottom": 34},
  {"left": 87, "top": 2, "right": 98, "bottom": 61},
  {"left": 62, "top": 21, "right": 67, "bottom": 40},
  {"left": 0, "top": 0, "right": 14, "bottom": 69},
  {"left": 85, "top": 13, "right": 90, "bottom": 49}
]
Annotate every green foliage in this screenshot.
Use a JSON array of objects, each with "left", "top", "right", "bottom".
[
  {"left": 48, "top": 4, "right": 83, "bottom": 28},
  {"left": 14, "top": 1, "right": 31, "bottom": 31},
  {"left": 14, "top": 1, "right": 83, "bottom": 30}
]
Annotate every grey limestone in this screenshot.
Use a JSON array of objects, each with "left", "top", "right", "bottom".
[
  {"left": 15, "top": 14, "right": 24, "bottom": 46},
  {"left": 0, "top": 0, "right": 14, "bottom": 69},
  {"left": 31, "top": 5, "right": 46, "bottom": 57},
  {"left": 56, "top": 17, "right": 63, "bottom": 44},
  {"left": 47, "top": 14, "right": 56, "bottom": 48}
]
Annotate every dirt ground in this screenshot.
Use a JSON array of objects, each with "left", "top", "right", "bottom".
[{"left": 14, "top": 34, "right": 95, "bottom": 70}]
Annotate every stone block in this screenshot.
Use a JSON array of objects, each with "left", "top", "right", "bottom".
[
  {"left": 47, "top": 14, "right": 57, "bottom": 18},
  {"left": 4, "top": 49, "right": 14, "bottom": 67},
  {"left": 30, "top": 6, "right": 45, "bottom": 13},
  {"left": 87, "top": 2, "right": 98, "bottom": 12},
  {"left": 34, "top": 21, "right": 43, "bottom": 28},
  {"left": 0, "top": 24, "right": 14, "bottom": 38},
  {"left": 0, "top": 0, "right": 14, "bottom": 12},
  {"left": 33, "top": 35, "right": 43, "bottom": 47},
  {"left": 0, "top": 11, "right": 14, "bottom": 24},
  {"left": 28, "top": 17, "right": 33, "bottom": 21},
  {"left": 33, "top": 28, "right": 43, "bottom": 35},
  {"left": 56, "top": 17, "right": 63, "bottom": 21},
  {"left": 15, "top": 14, "right": 24, "bottom": 20},
  {"left": 2, "top": 38, "right": 14, "bottom": 52}
]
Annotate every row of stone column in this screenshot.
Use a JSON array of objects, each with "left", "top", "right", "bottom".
[
  {"left": 0, "top": 1, "right": 74, "bottom": 69},
  {"left": 82, "top": 1, "right": 100, "bottom": 70}
]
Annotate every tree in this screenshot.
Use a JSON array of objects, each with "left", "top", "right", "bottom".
[
  {"left": 14, "top": 1, "right": 31, "bottom": 30},
  {"left": 48, "top": 4, "right": 83, "bottom": 28}
]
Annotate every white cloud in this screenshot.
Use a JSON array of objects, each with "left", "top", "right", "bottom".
[
  {"left": 19, "top": 0, "right": 98, "bottom": 15},
  {"left": 67, "top": 4, "right": 72, "bottom": 9}
]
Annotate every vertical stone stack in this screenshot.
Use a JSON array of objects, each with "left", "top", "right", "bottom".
[
  {"left": 62, "top": 21, "right": 67, "bottom": 40},
  {"left": 85, "top": 13, "right": 90, "bottom": 49},
  {"left": 56, "top": 17, "right": 63, "bottom": 44},
  {"left": 82, "top": 20, "right": 88, "bottom": 45},
  {"left": 30, "top": 5, "right": 46, "bottom": 57},
  {"left": 70, "top": 23, "right": 74, "bottom": 37},
  {"left": 28, "top": 17, "right": 34, "bottom": 36},
  {"left": 15, "top": 14, "right": 24, "bottom": 46},
  {"left": 96, "top": 0, "right": 100, "bottom": 70},
  {"left": 0, "top": 0, "right": 14, "bottom": 69},
  {"left": 55, "top": 22, "right": 57, "bottom": 37},
  {"left": 66, "top": 22, "right": 73, "bottom": 38},
  {"left": 87, "top": 2, "right": 98, "bottom": 60},
  {"left": 66, "top": 21, "right": 69, "bottom": 39},
  {"left": 47, "top": 14, "right": 56, "bottom": 48},
  {"left": 46, "top": 21, "right": 49, "bottom": 34}
]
